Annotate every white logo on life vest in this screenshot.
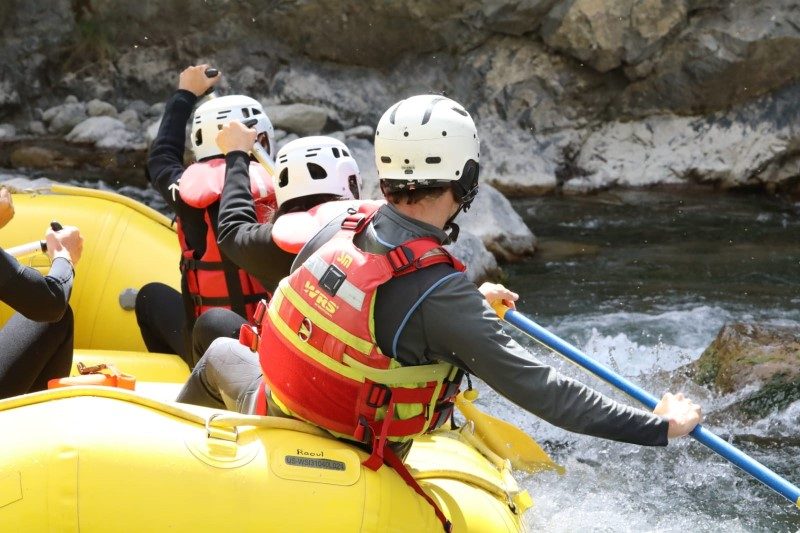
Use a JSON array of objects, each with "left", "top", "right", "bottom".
[{"left": 303, "top": 280, "right": 338, "bottom": 315}]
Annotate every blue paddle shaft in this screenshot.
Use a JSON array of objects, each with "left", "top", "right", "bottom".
[{"left": 502, "top": 307, "right": 800, "bottom": 509}]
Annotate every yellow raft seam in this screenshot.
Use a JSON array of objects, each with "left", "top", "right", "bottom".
[
  {"left": 0, "top": 387, "right": 327, "bottom": 437},
  {"left": 50, "top": 184, "right": 173, "bottom": 230}
]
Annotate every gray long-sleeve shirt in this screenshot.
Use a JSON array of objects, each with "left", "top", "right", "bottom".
[
  {"left": 294, "top": 203, "right": 669, "bottom": 446},
  {"left": 0, "top": 250, "right": 73, "bottom": 322}
]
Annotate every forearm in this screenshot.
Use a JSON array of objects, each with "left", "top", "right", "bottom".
[
  {"left": 0, "top": 254, "right": 74, "bottom": 322},
  {"left": 147, "top": 90, "right": 197, "bottom": 209},
  {"left": 423, "top": 280, "right": 669, "bottom": 446},
  {"left": 217, "top": 151, "right": 293, "bottom": 288}
]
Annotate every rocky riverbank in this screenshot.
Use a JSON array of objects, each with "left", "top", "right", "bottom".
[{"left": 2, "top": 0, "right": 799, "bottom": 274}]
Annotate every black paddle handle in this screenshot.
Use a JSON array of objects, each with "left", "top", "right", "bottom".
[
  {"left": 203, "top": 67, "right": 219, "bottom": 97},
  {"left": 39, "top": 221, "right": 63, "bottom": 252}
]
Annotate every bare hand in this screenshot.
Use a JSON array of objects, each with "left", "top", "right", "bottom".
[
  {"left": 478, "top": 282, "right": 519, "bottom": 310},
  {"left": 0, "top": 187, "right": 15, "bottom": 229},
  {"left": 178, "top": 64, "right": 219, "bottom": 97},
  {"left": 45, "top": 225, "right": 83, "bottom": 266},
  {"left": 216, "top": 121, "right": 257, "bottom": 155},
  {"left": 654, "top": 392, "right": 702, "bottom": 439}
]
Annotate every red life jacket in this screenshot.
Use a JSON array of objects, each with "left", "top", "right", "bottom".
[
  {"left": 258, "top": 203, "right": 465, "bottom": 467},
  {"left": 178, "top": 159, "right": 275, "bottom": 321},
  {"left": 271, "top": 199, "right": 385, "bottom": 254}
]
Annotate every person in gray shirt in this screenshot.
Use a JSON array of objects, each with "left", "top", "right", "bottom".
[{"left": 178, "top": 94, "right": 701, "bottom": 449}]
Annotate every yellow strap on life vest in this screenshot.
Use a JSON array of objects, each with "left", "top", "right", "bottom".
[
  {"left": 270, "top": 281, "right": 456, "bottom": 386},
  {"left": 278, "top": 280, "right": 375, "bottom": 356}
]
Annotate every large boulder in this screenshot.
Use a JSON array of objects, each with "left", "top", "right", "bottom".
[
  {"left": 42, "top": 101, "right": 87, "bottom": 135},
  {"left": 66, "top": 116, "right": 141, "bottom": 150},
  {"left": 542, "top": 0, "right": 689, "bottom": 73},
  {"left": 565, "top": 82, "right": 800, "bottom": 192},
  {"left": 692, "top": 323, "right": 800, "bottom": 419},
  {"left": 622, "top": 0, "right": 800, "bottom": 114},
  {"left": 264, "top": 104, "right": 339, "bottom": 136}
]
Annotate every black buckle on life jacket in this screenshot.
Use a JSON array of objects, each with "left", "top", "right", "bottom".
[
  {"left": 387, "top": 245, "right": 415, "bottom": 272},
  {"left": 366, "top": 382, "right": 391, "bottom": 408},
  {"left": 191, "top": 294, "right": 204, "bottom": 307}
]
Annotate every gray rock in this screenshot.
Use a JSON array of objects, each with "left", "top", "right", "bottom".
[
  {"left": 0, "top": 80, "right": 20, "bottom": 107},
  {"left": 87, "top": 99, "right": 118, "bottom": 117},
  {"left": 347, "top": 138, "right": 380, "bottom": 199},
  {"left": 328, "top": 131, "right": 346, "bottom": 143},
  {"left": 147, "top": 102, "right": 166, "bottom": 118},
  {"left": 622, "top": 0, "right": 800, "bottom": 114},
  {"left": 65, "top": 95, "right": 79, "bottom": 104},
  {"left": 265, "top": 104, "right": 337, "bottom": 135},
  {"left": 145, "top": 118, "right": 162, "bottom": 146},
  {"left": 28, "top": 121, "right": 46, "bottom": 135},
  {"left": 66, "top": 116, "right": 138, "bottom": 150},
  {"left": 0, "top": 124, "right": 16, "bottom": 139},
  {"left": 42, "top": 102, "right": 87, "bottom": 134},
  {"left": 567, "top": 83, "right": 800, "bottom": 192},
  {"left": 445, "top": 232, "right": 500, "bottom": 283},
  {"left": 118, "top": 109, "right": 141, "bottom": 129},
  {"left": 276, "top": 133, "right": 300, "bottom": 152},
  {"left": 344, "top": 125, "right": 374, "bottom": 140},
  {"left": 126, "top": 100, "right": 150, "bottom": 116},
  {"left": 542, "top": 0, "right": 689, "bottom": 73},
  {"left": 459, "top": 183, "right": 537, "bottom": 260},
  {"left": 692, "top": 322, "right": 800, "bottom": 419},
  {"left": 273, "top": 129, "right": 288, "bottom": 142},
  {"left": 478, "top": 115, "right": 561, "bottom": 196},
  {"left": 477, "top": 0, "right": 561, "bottom": 35}
]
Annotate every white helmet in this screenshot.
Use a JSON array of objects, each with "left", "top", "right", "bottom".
[
  {"left": 274, "top": 136, "right": 362, "bottom": 207},
  {"left": 190, "top": 95, "right": 275, "bottom": 161},
  {"left": 374, "top": 94, "right": 480, "bottom": 208}
]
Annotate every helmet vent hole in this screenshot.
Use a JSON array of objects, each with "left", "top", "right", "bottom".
[
  {"left": 451, "top": 107, "right": 468, "bottom": 117},
  {"left": 403, "top": 131, "right": 409, "bottom": 137},
  {"left": 442, "top": 131, "right": 447, "bottom": 136},
  {"left": 425, "top": 157, "right": 441, "bottom": 164},
  {"left": 307, "top": 163, "right": 328, "bottom": 180},
  {"left": 252, "top": 108, "right": 262, "bottom": 115},
  {"left": 381, "top": 156, "right": 391, "bottom": 163},
  {"left": 404, "top": 159, "right": 410, "bottom": 164},
  {"left": 348, "top": 175, "right": 360, "bottom": 199},
  {"left": 342, "top": 150, "right": 349, "bottom": 157},
  {"left": 278, "top": 168, "right": 289, "bottom": 187},
  {"left": 455, "top": 170, "right": 460, "bottom": 176},
  {"left": 242, "top": 108, "right": 251, "bottom": 118},
  {"left": 195, "top": 130, "right": 203, "bottom": 146},
  {"left": 332, "top": 147, "right": 341, "bottom": 158}
]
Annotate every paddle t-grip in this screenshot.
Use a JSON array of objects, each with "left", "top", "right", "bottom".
[
  {"left": 202, "top": 67, "right": 219, "bottom": 97},
  {"left": 242, "top": 118, "right": 277, "bottom": 178}
]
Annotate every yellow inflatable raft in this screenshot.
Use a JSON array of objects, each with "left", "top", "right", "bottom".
[
  {"left": 0, "top": 184, "right": 534, "bottom": 531},
  {"left": 0, "top": 386, "right": 530, "bottom": 532},
  {"left": 0, "top": 183, "right": 180, "bottom": 352}
]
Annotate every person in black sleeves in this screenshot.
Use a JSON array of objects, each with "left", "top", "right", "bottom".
[
  {"left": 135, "top": 64, "right": 276, "bottom": 367},
  {"left": 0, "top": 187, "right": 83, "bottom": 399}
]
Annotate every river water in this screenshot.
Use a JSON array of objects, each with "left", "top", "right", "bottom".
[
  {"left": 9, "top": 173, "right": 798, "bottom": 531},
  {"left": 480, "top": 189, "right": 800, "bottom": 532}
]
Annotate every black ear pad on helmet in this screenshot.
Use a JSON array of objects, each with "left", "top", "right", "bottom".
[{"left": 451, "top": 160, "right": 480, "bottom": 209}]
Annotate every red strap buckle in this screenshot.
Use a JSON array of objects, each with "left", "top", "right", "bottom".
[
  {"left": 238, "top": 324, "right": 260, "bottom": 352},
  {"left": 341, "top": 212, "right": 367, "bottom": 231},
  {"left": 252, "top": 299, "right": 268, "bottom": 327},
  {"left": 387, "top": 245, "right": 414, "bottom": 272}
]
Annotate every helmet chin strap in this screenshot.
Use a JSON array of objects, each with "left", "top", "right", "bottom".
[{"left": 442, "top": 195, "right": 475, "bottom": 245}]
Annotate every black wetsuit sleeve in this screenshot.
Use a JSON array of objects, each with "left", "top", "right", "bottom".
[
  {"left": 146, "top": 89, "right": 197, "bottom": 211},
  {"left": 0, "top": 250, "right": 74, "bottom": 322},
  {"left": 216, "top": 151, "right": 295, "bottom": 290},
  {"left": 412, "top": 274, "right": 669, "bottom": 446}
]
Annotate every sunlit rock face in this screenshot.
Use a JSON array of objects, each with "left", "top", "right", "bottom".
[
  {"left": 1, "top": 0, "right": 800, "bottom": 199},
  {"left": 693, "top": 323, "right": 800, "bottom": 420}
]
